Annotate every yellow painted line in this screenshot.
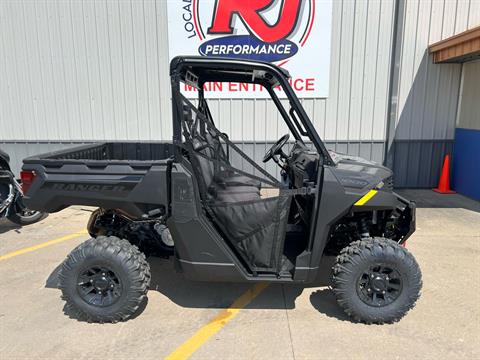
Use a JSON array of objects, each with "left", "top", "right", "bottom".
[
  {"left": 0, "top": 230, "right": 88, "bottom": 261},
  {"left": 165, "top": 282, "right": 269, "bottom": 360},
  {"left": 354, "top": 189, "right": 378, "bottom": 206}
]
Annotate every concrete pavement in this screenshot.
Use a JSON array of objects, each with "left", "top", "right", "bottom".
[{"left": 0, "top": 192, "right": 479, "bottom": 359}]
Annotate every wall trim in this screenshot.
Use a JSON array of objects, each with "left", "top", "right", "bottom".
[{"left": 385, "top": 0, "right": 406, "bottom": 169}]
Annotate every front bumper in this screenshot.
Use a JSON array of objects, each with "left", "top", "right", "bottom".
[{"left": 394, "top": 193, "right": 416, "bottom": 244}]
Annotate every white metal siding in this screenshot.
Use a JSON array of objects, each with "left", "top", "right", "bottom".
[
  {"left": 394, "top": 0, "right": 480, "bottom": 141},
  {"left": 0, "top": 0, "right": 396, "bottom": 143},
  {"left": 0, "top": 0, "right": 171, "bottom": 141},
  {"left": 390, "top": 0, "right": 480, "bottom": 187},
  {"left": 192, "top": 0, "right": 397, "bottom": 143},
  {"left": 0, "top": 0, "right": 478, "bottom": 183}
]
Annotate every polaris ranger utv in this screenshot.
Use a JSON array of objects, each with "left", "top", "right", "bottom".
[{"left": 22, "top": 56, "right": 421, "bottom": 324}]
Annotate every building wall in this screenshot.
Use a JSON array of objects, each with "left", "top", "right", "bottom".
[
  {"left": 0, "top": 0, "right": 479, "bottom": 185},
  {"left": 452, "top": 60, "right": 480, "bottom": 200},
  {"left": 457, "top": 60, "right": 480, "bottom": 131},
  {"left": 390, "top": 0, "right": 480, "bottom": 187},
  {"left": 0, "top": 0, "right": 396, "bottom": 175},
  {"left": 0, "top": 0, "right": 171, "bottom": 143}
]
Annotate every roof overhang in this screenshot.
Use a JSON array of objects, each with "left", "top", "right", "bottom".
[{"left": 429, "top": 25, "right": 480, "bottom": 63}]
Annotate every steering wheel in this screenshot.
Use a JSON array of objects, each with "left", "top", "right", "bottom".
[{"left": 263, "top": 134, "right": 290, "bottom": 163}]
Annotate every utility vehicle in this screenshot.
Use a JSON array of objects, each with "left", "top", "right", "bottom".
[{"left": 22, "top": 56, "right": 421, "bottom": 324}]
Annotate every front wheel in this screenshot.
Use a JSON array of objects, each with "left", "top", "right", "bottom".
[
  {"left": 332, "top": 238, "right": 422, "bottom": 324},
  {"left": 59, "top": 236, "right": 151, "bottom": 323}
]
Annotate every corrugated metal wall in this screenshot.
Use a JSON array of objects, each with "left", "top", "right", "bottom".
[
  {"left": 0, "top": 0, "right": 478, "bottom": 186},
  {"left": 391, "top": 0, "right": 480, "bottom": 187},
  {"left": 0, "top": 0, "right": 396, "bottom": 176},
  {"left": 207, "top": 0, "right": 396, "bottom": 143},
  {"left": 0, "top": 0, "right": 395, "bottom": 142},
  {"left": 0, "top": 0, "right": 172, "bottom": 142}
]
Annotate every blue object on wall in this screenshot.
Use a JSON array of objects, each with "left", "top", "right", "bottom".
[{"left": 452, "top": 128, "right": 480, "bottom": 201}]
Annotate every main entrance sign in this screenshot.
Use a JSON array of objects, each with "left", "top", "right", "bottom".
[{"left": 167, "top": 0, "right": 332, "bottom": 98}]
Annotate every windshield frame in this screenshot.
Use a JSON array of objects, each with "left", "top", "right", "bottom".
[{"left": 170, "top": 56, "right": 334, "bottom": 165}]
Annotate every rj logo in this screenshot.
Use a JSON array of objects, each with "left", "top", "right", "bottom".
[{"left": 207, "top": 0, "right": 302, "bottom": 43}]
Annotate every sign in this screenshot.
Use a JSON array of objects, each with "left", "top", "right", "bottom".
[{"left": 167, "top": 0, "right": 332, "bottom": 98}]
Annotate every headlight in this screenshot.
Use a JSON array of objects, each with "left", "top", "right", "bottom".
[{"left": 377, "top": 176, "right": 394, "bottom": 192}]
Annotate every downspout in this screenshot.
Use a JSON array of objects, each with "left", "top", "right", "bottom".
[{"left": 384, "top": 0, "right": 406, "bottom": 169}]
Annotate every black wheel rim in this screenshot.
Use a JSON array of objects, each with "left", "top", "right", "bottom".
[
  {"left": 77, "top": 266, "right": 122, "bottom": 307},
  {"left": 18, "top": 208, "right": 39, "bottom": 218},
  {"left": 356, "top": 264, "right": 403, "bottom": 307},
  {"left": 14, "top": 198, "right": 40, "bottom": 219}
]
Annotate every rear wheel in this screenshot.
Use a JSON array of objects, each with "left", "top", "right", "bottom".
[
  {"left": 7, "top": 197, "right": 47, "bottom": 225},
  {"left": 59, "top": 236, "right": 151, "bottom": 323},
  {"left": 332, "top": 238, "right": 422, "bottom": 324},
  {"left": 7, "top": 207, "right": 46, "bottom": 225}
]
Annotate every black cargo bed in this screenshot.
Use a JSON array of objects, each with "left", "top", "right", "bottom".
[
  {"left": 22, "top": 142, "right": 174, "bottom": 216},
  {"left": 24, "top": 142, "right": 174, "bottom": 165}
]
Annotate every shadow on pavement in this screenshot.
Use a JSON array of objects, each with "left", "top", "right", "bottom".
[
  {"left": 309, "top": 288, "right": 350, "bottom": 321},
  {"left": 396, "top": 189, "right": 480, "bottom": 212},
  {"left": 0, "top": 218, "right": 21, "bottom": 234},
  {"left": 45, "top": 263, "right": 62, "bottom": 289},
  {"left": 61, "top": 294, "right": 149, "bottom": 322},
  {"left": 45, "top": 255, "right": 343, "bottom": 321},
  {"left": 0, "top": 213, "right": 49, "bottom": 234},
  {"left": 147, "top": 258, "right": 305, "bottom": 310}
]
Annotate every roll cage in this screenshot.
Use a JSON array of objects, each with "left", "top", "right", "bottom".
[{"left": 169, "top": 56, "right": 333, "bottom": 166}]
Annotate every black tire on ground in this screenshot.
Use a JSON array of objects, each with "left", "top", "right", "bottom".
[
  {"left": 59, "top": 236, "right": 151, "bottom": 323},
  {"left": 6, "top": 196, "right": 47, "bottom": 225},
  {"left": 7, "top": 209, "right": 47, "bottom": 225},
  {"left": 332, "top": 237, "right": 422, "bottom": 324}
]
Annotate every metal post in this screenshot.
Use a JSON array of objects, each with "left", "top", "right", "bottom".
[{"left": 384, "top": 0, "right": 406, "bottom": 170}]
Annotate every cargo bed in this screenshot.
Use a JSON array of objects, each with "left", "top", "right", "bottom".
[
  {"left": 24, "top": 142, "right": 174, "bottom": 163},
  {"left": 22, "top": 142, "right": 174, "bottom": 217}
]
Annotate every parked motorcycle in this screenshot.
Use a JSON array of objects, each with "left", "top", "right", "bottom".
[{"left": 0, "top": 149, "right": 46, "bottom": 225}]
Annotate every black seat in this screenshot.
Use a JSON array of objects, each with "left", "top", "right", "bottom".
[
  {"left": 190, "top": 134, "right": 261, "bottom": 203},
  {"left": 204, "top": 132, "right": 260, "bottom": 189},
  {"left": 183, "top": 103, "right": 261, "bottom": 202}
]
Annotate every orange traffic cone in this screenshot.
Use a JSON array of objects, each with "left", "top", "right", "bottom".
[{"left": 433, "top": 155, "right": 456, "bottom": 194}]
